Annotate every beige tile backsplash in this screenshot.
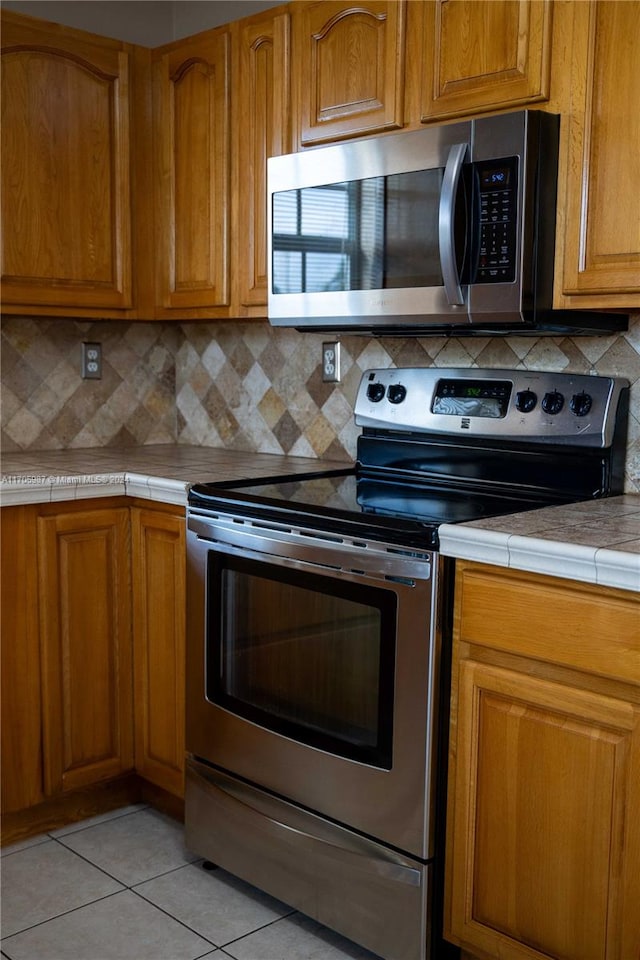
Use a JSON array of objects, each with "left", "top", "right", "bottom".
[{"left": 2, "top": 313, "right": 639, "bottom": 491}]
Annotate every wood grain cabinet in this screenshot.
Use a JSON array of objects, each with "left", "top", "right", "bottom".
[
  {"left": 414, "top": 0, "right": 552, "bottom": 122},
  {"left": 1, "top": 507, "right": 44, "bottom": 814},
  {"left": 558, "top": 0, "right": 640, "bottom": 308},
  {"left": 232, "top": 6, "right": 291, "bottom": 313},
  {"left": 1, "top": 499, "right": 187, "bottom": 836},
  {"left": 0, "top": 12, "right": 134, "bottom": 316},
  {"left": 37, "top": 503, "right": 134, "bottom": 797},
  {"left": 292, "top": 0, "right": 406, "bottom": 146},
  {"left": 131, "top": 505, "right": 186, "bottom": 799},
  {"left": 446, "top": 561, "right": 640, "bottom": 960},
  {"left": 151, "top": 27, "right": 230, "bottom": 318}
]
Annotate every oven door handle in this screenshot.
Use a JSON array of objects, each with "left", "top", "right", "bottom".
[
  {"left": 187, "top": 515, "right": 433, "bottom": 582},
  {"left": 190, "top": 761, "right": 423, "bottom": 888}
]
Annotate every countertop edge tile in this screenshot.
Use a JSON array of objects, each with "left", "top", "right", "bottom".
[
  {"left": 137, "top": 475, "right": 190, "bottom": 506},
  {"left": 0, "top": 484, "right": 53, "bottom": 507},
  {"left": 507, "top": 534, "right": 598, "bottom": 585},
  {"left": 124, "top": 473, "right": 152, "bottom": 501},
  {"left": 594, "top": 547, "right": 640, "bottom": 591},
  {"left": 438, "top": 525, "right": 511, "bottom": 567}
]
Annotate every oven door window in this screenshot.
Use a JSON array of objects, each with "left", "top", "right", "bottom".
[{"left": 207, "top": 553, "right": 396, "bottom": 769}]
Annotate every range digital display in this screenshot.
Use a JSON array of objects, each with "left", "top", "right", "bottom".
[{"left": 432, "top": 379, "right": 512, "bottom": 419}]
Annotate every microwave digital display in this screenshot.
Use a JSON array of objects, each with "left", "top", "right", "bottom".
[{"left": 479, "top": 166, "right": 511, "bottom": 190}]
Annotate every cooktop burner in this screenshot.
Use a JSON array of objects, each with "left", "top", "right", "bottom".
[{"left": 189, "top": 467, "right": 575, "bottom": 549}]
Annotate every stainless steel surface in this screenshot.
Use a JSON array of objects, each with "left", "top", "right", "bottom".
[
  {"left": 184, "top": 364, "right": 628, "bottom": 960},
  {"left": 186, "top": 760, "right": 432, "bottom": 960},
  {"left": 187, "top": 511, "right": 433, "bottom": 580},
  {"left": 186, "top": 516, "right": 443, "bottom": 860},
  {"left": 266, "top": 110, "right": 564, "bottom": 333},
  {"left": 354, "top": 367, "right": 629, "bottom": 447},
  {"left": 267, "top": 115, "right": 474, "bottom": 328},
  {"left": 439, "top": 143, "right": 468, "bottom": 306}
]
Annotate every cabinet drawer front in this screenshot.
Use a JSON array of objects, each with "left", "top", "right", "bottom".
[{"left": 457, "top": 565, "right": 640, "bottom": 685}]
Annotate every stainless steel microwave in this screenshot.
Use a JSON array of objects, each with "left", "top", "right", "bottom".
[{"left": 267, "top": 110, "right": 625, "bottom": 336}]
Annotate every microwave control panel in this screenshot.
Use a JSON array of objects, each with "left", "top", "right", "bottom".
[{"left": 473, "top": 156, "right": 518, "bottom": 284}]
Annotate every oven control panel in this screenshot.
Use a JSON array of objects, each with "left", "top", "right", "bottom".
[{"left": 356, "top": 368, "right": 629, "bottom": 447}]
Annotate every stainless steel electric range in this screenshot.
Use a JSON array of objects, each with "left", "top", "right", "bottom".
[{"left": 184, "top": 368, "right": 629, "bottom": 960}]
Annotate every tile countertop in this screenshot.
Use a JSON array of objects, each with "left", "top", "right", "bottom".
[
  {"left": 0, "top": 445, "right": 348, "bottom": 508},
  {"left": 439, "top": 495, "right": 640, "bottom": 593},
  {"left": 2, "top": 446, "right": 638, "bottom": 593}
]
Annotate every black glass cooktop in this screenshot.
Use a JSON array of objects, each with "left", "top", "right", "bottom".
[{"left": 188, "top": 468, "right": 564, "bottom": 549}]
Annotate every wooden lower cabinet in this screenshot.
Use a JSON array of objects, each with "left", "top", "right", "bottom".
[
  {"left": 1, "top": 499, "right": 187, "bottom": 841},
  {"left": 37, "top": 503, "right": 134, "bottom": 796},
  {"left": 131, "top": 504, "right": 186, "bottom": 798},
  {"left": 445, "top": 561, "right": 640, "bottom": 960},
  {"left": 1, "top": 506, "right": 43, "bottom": 813}
]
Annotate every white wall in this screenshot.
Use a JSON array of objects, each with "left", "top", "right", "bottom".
[{"left": 1, "top": 0, "right": 280, "bottom": 44}]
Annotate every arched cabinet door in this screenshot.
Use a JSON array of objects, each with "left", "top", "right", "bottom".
[
  {"left": 293, "top": 1, "right": 406, "bottom": 146},
  {"left": 152, "top": 27, "right": 230, "bottom": 315},
  {"left": 1, "top": 13, "right": 133, "bottom": 312}
]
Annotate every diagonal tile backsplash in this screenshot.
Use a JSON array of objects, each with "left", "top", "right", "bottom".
[{"left": 2, "top": 314, "right": 639, "bottom": 491}]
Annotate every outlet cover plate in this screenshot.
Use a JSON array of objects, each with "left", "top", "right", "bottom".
[{"left": 322, "top": 341, "right": 340, "bottom": 382}]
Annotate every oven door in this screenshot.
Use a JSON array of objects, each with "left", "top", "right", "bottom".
[{"left": 186, "top": 509, "right": 443, "bottom": 860}]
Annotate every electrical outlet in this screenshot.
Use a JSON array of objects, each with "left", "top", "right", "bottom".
[
  {"left": 82, "top": 342, "right": 102, "bottom": 379},
  {"left": 322, "top": 341, "right": 340, "bottom": 382}
]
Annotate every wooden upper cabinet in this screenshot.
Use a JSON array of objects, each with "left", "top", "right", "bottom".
[
  {"left": 559, "top": 0, "right": 640, "bottom": 305},
  {"left": 233, "top": 7, "right": 291, "bottom": 312},
  {"left": 0, "top": 12, "right": 133, "bottom": 313},
  {"left": 417, "top": 0, "right": 552, "bottom": 122},
  {"left": 152, "top": 27, "right": 230, "bottom": 315},
  {"left": 293, "top": 1, "right": 406, "bottom": 146}
]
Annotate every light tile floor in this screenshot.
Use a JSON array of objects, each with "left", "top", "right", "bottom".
[{"left": 0, "top": 805, "right": 382, "bottom": 960}]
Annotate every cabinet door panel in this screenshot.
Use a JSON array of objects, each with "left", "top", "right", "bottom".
[
  {"left": 295, "top": 1, "right": 405, "bottom": 145},
  {"left": 132, "top": 507, "right": 185, "bottom": 798},
  {"left": 234, "top": 11, "right": 290, "bottom": 310},
  {"left": 1, "top": 507, "right": 43, "bottom": 813},
  {"left": 38, "top": 508, "right": 133, "bottom": 795},
  {"left": 1, "top": 14, "right": 132, "bottom": 310},
  {"left": 561, "top": 0, "right": 640, "bottom": 299},
  {"left": 449, "top": 659, "right": 640, "bottom": 960},
  {"left": 153, "top": 30, "right": 230, "bottom": 311},
  {"left": 419, "top": 0, "right": 552, "bottom": 121}
]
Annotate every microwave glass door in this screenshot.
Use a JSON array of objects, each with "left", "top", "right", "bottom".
[
  {"left": 272, "top": 169, "right": 450, "bottom": 295},
  {"left": 206, "top": 553, "right": 397, "bottom": 768}
]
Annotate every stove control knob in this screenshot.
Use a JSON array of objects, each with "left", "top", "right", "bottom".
[
  {"left": 515, "top": 389, "right": 537, "bottom": 413},
  {"left": 367, "top": 382, "right": 385, "bottom": 403},
  {"left": 541, "top": 390, "right": 565, "bottom": 415},
  {"left": 570, "top": 391, "right": 593, "bottom": 417},
  {"left": 387, "top": 384, "right": 407, "bottom": 405}
]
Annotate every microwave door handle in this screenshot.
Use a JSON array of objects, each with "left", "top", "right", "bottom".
[{"left": 438, "top": 142, "right": 468, "bottom": 306}]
